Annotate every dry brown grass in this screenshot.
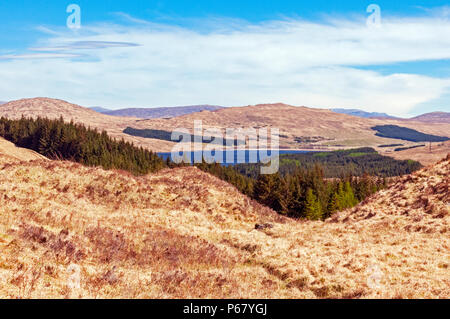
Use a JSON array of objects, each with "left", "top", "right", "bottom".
[
  {"left": 0, "top": 146, "right": 448, "bottom": 299},
  {"left": 0, "top": 137, "right": 46, "bottom": 162}
]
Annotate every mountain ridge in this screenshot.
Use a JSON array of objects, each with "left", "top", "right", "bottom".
[
  {"left": 331, "top": 108, "right": 396, "bottom": 119},
  {"left": 92, "top": 105, "right": 224, "bottom": 118},
  {"left": 410, "top": 111, "right": 450, "bottom": 123}
]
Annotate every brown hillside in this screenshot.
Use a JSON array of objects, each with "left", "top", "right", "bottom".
[
  {"left": 0, "top": 98, "right": 204, "bottom": 153},
  {"left": 0, "top": 98, "right": 137, "bottom": 139},
  {"left": 330, "top": 155, "right": 449, "bottom": 232},
  {"left": 0, "top": 98, "right": 118, "bottom": 122},
  {"left": 134, "top": 103, "right": 450, "bottom": 163},
  {"left": 0, "top": 150, "right": 448, "bottom": 298},
  {"left": 0, "top": 137, "right": 46, "bottom": 162}
]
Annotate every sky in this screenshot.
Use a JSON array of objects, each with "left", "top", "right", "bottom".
[{"left": 0, "top": 1, "right": 450, "bottom": 117}]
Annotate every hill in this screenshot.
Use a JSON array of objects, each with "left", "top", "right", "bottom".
[
  {"left": 132, "top": 103, "right": 386, "bottom": 149},
  {"left": 331, "top": 108, "right": 396, "bottom": 119},
  {"left": 0, "top": 98, "right": 135, "bottom": 127},
  {"left": 131, "top": 103, "right": 450, "bottom": 162},
  {"left": 0, "top": 145, "right": 448, "bottom": 298},
  {"left": 1, "top": 98, "right": 449, "bottom": 165},
  {"left": 331, "top": 154, "right": 449, "bottom": 232},
  {"left": 0, "top": 98, "right": 219, "bottom": 153},
  {"left": 94, "top": 105, "right": 224, "bottom": 118},
  {"left": 0, "top": 97, "right": 148, "bottom": 148},
  {"left": 410, "top": 112, "right": 450, "bottom": 123}
]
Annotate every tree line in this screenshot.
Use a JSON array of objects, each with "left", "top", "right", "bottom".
[
  {"left": 234, "top": 147, "right": 422, "bottom": 178},
  {"left": 196, "top": 161, "right": 386, "bottom": 220},
  {"left": 0, "top": 116, "right": 388, "bottom": 220},
  {"left": 0, "top": 116, "right": 167, "bottom": 175}
]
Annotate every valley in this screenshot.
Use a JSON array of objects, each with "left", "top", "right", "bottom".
[
  {"left": 0, "top": 139, "right": 448, "bottom": 298},
  {"left": 0, "top": 97, "right": 448, "bottom": 299},
  {"left": 1, "top": 98, "right": 449, "bottom": 165}
]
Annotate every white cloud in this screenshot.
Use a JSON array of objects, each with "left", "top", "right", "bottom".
[
  {"left": 30, "top": 41, "right": 140, "bottom": 51},
  {"left": 0, "top": 11, "right": 450, "bottom": 116},
  {"left": 0, "top": 53, "right": 84, "bottom": 60}
]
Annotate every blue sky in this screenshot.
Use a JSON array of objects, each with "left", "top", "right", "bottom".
[{"left": 0, "top": 0, "right": 449, "bottom": 116}]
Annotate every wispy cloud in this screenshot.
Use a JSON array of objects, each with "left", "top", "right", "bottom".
[
  {"left": 0, "top": 53, "right": 84, "bottom": 60},
  {"left": 31, "top": 41, "right": 140, "bottom": 51},
  {"left": 1, "top": 9, "right": 450, "bottom": 116}
]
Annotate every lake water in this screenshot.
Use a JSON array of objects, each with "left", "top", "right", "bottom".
[{"left": 157, "top": 150, "right": 312, "bottom": 165}]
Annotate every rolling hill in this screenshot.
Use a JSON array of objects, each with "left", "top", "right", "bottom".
[
  {"left": 0, "top": 98, "right": 132, "bottom": 125},
  {"left": 0, "top": 98, "right": 148, "bottom": 149},
  {"left": 131, "top": 103, "right": 450, "bottom": 162},
  {"left": 0, "top": 140, "right": 448, "bottom": 298},
  {"left": 1, "top": 98, "right": 449, "bottom": 165}
]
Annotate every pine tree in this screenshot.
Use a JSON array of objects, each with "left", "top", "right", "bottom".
[
  {"left": 305, "top": 188, "right": 322, "bottom": 220},
  {"left": 343, "top": 181, "right": 358, "bottom": 208},
  {"left": 326, "top": 191, "right": 340, "bottom": 217}
]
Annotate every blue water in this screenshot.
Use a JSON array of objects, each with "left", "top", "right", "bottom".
[{"left": 157, "top": 150, "right": 312, "bottom": 165}]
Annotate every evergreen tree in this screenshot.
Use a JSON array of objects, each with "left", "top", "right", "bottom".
[{"left": 305, "top": 188, "right": 322, "bottom": 220}]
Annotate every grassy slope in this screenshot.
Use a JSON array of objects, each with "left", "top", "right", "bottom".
[
  {"left": 0, "top": 152, "right": 448, "bottom": 298},
  {"left": 0, "top": 137, "right": 46, "bottom": 162}
]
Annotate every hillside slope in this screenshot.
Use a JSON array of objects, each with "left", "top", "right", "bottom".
[
  {"left": 132, "top": 103, "right": 450, "bottom": 159},
  {"left": 0, "top": 98, "right": 171, "bottom": 151},
  {"left": 0, "top": 98, "right": 136, "bottom": 130},
  {"left": 331, "top": 155, "right": 449, "bottom": 230},
  {"left": 0, "top": 137, "right": 46, "bottom": 162},
  {"left": 0, "top": 149, "right": 448, "bottom": 298}
]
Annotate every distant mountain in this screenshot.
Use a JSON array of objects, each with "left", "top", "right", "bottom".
[
  {"left": 331, "top": 108, "right": 396, "bottom": 119},
  {"left": 0, "top": 101, "right": 6, "bottom": 105},
  {"left": 97, "top": 105, "right": 224, "bottom": 118},
  {"left": 410, "top": 112, "right": 450, "bottom": 123},
  {"left": 90, "top": 106, "right": 112, "bottom": 113}
]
